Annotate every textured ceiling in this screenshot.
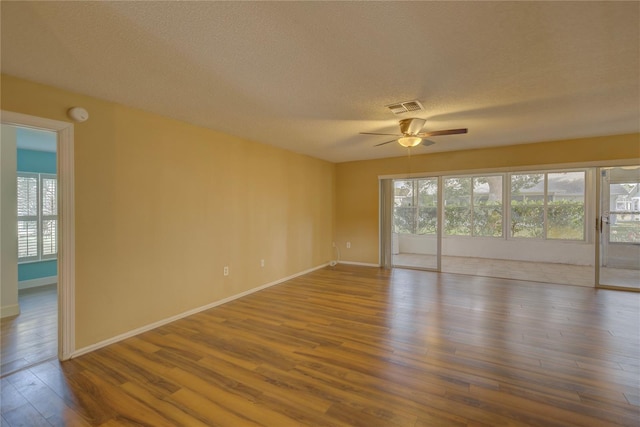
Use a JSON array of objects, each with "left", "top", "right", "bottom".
[{"left": 1, "top": 1, "right": 638, "bottom": 163}]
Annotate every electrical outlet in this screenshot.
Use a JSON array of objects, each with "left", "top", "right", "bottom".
[
  {"left": 260, "top": 259, "right": 265, "bottom": 267},
  {"left": 223, "top": 266, "right": 229, "bottom": 276},
  {"left": 346, "top": 242, "right": 351, "bottom": 249}
]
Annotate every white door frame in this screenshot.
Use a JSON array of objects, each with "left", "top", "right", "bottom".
[
  {"left": 384, "top": 176, "right": 442, "bottom": 271},
  {"left": 1, "top": 110, "right": 75, "bottom": 360},
  {"left": 595, "top": 167, "right": 602, "bottom": 287},
  {"left": 595, "top": 165, "right": 640, "bottom": 290}
]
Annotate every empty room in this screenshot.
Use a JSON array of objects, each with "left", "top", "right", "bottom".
[{"left": 1, "top": 2, "right": 638, "bottom": 426}]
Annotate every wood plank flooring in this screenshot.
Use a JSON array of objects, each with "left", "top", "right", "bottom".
[
  {"left": 1, "top": 284, "right": 57, "bottom": 377},
  {"left": 2, "top": 265, "right": 639, "bottom": 426}
]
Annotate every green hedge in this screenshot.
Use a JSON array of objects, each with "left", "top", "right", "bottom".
[{"left": 395, "top": 200, "right": 585, "bottom": 240}]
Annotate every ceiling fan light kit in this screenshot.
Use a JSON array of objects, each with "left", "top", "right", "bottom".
[{"left": 398, "top": 136, "right": 422, "bottom": 147}]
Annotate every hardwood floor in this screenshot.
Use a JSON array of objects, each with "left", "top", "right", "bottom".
[
  {"left": 1, "top": 284, "right": 57, "bottom": 377},
  {"left": 1, "top": 266, "right": 639, "bottom": 426}
]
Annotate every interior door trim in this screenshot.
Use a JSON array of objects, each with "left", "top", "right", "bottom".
[{"left": 1, "top": 110, "right": 76, "bottom": 360}]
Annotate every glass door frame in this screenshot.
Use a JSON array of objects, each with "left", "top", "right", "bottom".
[
  {"left": 381, "top": 176, "right": 442, "bottom": 272},
  {"left": 595, "top": 166, "right": 640, "bottom": 291},
  {"left": 595, "top": 167, "right": 603, "bottom": 288}
]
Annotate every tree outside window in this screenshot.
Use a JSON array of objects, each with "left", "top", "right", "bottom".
[
  {"left": 444, "top": 175, "right": 503, "bottom": 237},
  {"left": 510, "top": 172, "right": 585, "bottom": 240},
  {"left": 394, "top": 178, "right": 437, "bottom": 235}
]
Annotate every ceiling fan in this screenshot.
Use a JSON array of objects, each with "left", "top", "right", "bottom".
[{"left": 361, "top": 118, "right": 468, "bottom": 148}]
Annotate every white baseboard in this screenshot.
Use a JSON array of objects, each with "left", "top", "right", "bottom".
[
  {"left": 1, "top": 304, "right": 20, "bottom": 318},
  {"left": 338, "top": 261, "right": 380, "bottom": 267},
  {"left": 19, "top": 276, "right": 57, "bottom": 290},
  {"left": 71, "top": 263, "right": 329, "bottom": 359}
]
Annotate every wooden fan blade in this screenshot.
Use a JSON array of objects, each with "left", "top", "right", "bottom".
[
  {"left": 360, "top": 132, "right": 402, "bottom": 137},
  {"left": 418, "top": 128, "right": 468, "bottom": 137},
  {"left": 374, "top": 139, "right": 397, "bottom": 147}
]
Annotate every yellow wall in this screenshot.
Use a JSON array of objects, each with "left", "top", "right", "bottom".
[
  {"left": 335, "top": 134, "right": 640, "bottom": 264},
  {"left": 1, "top": 74, "right": 335, "bottom": 349}
]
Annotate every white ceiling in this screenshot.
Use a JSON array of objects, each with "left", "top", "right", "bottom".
[{"left": 1, "top": 1, "right": 638, "bottom": 163}]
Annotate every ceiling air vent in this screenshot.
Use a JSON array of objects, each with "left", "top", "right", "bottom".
[{"left": 386, "top": 100, "right": 424, "bottom": 115}]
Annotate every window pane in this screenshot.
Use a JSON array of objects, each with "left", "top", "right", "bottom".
[
  {"left": 610, "top": 215, "right": 640, "bottom": 243},
  {"left": 547, "top": 172, "right": 585, "bottom": 240},
  {"left": 609, "top": 178, "right": 640, "bottom": 243},
  {"left": 17, "top": 175, "right": 38, "bottom": 216},
  {"left": 510, "top": 174, "right": 544, "bottom": 238},
  {"left": 547, "top": 204, "right": 584, "bottom": 239},
  {"left": 416, "top": 179, "right": 437, "bottom": 235},
  {"left": 474, "top": 206, "right": 503, "bottom": 237},
  {"left": 445, "top": 177, "right": 471, "bottom": 235},
  {"left": 394, "top": 180, "right": 415, "bottom": 234},
  {"left": 42, "top": 219, "right": 58, "bottom": 256},
  {"left": 511, "top": 174, "right": 544, "bottom": 199},
  {"left": 417, "top": 207, "right": 437, "bottom": 234},
  {"left": 42, "top": 177, "right": 57, "bottom": 216},
  {"left": 18, "top": 220, "right": 38, "bottom": 258},
  {"left": 511, "top": 204, "right": 544, "bottom": 237},
  {"left": 417, "top": 179, "right": 438, "bottom": 207},
  {"left": 473, "top": 176, "right": 503, "bottom": 237},
  {"left": 394, "top": 206, "right": 415, "bottom": 234}
]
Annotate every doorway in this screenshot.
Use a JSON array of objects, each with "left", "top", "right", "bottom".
[
  {"left": 598, "top": 166, "right": 640, "bottom": 290},
  {"left": 390, "top": 177, "right": 441, "bottom": 270},
  {"left": 0, "top": 110, "right": 75, "bottom": 362},
  {"left": 0, "top": 125, "right": 59, "bottom": 375},
  {"left": 382, "top": 166, "right": 639, "bottom": 291}
]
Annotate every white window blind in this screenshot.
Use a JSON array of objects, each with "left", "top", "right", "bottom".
[
  {"left": 41, "top": 176, "right": 58, "bottom": 258},
  {"left": 17, "top": 172, "right": 58, "bottom": 262}
]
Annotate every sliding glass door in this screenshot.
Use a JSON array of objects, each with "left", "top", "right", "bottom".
[
  {"left": 598, "top": 166, "right": 640, "bottom": 290},
  {"left": 381, "top": 166, "right": 639, "bottom": 291},
  {"left": 390, "top": 177, "right": 440, "bottom": 270}
]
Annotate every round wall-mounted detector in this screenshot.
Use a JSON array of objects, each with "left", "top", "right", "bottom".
[{"left": 67, "top": 107, "right": 89, "bottom": 122}]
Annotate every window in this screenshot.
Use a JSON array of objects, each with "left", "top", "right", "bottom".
[
  {"left": 473, "top": 176, "right": 503, "bottom": 237},
  {"left": 510, "top": 171, "right": 585, "bottom": 240},
  {"left": 444, "top": 175, "right": 503, "bottom": 237},
  {"left": 17, "top": 172, "right": 57, "bottom": 262},
  {"left": 394, "top": 169, "right": 586, "bottom": 242},
  {"left": 444, "top": 177, "right": 471, "bottom": 236},
  {"left": 609, "top": 179, "right": 640, "bottom": 244},
  {"left": 394, "top": 178, "right": 437, "bottom": 235}
]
